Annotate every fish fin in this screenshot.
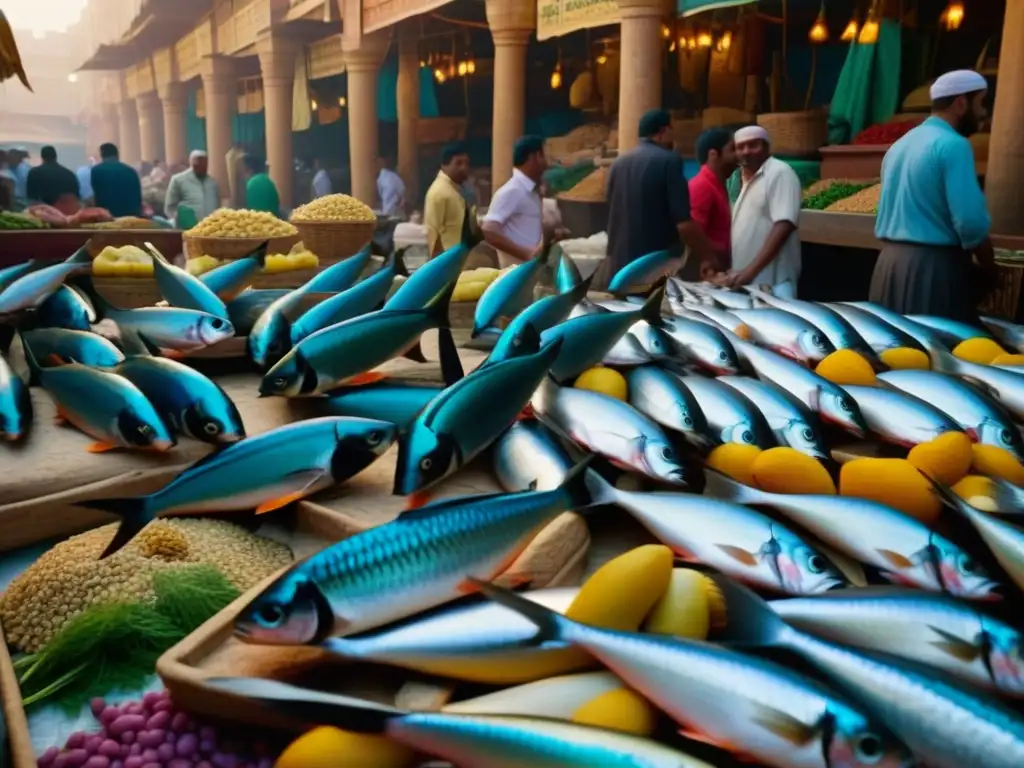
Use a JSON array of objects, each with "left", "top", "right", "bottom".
[
  {"left": 391, "top": 247, "right": 410, "bottom": 278},
  {"left": 807, "top": 387, "right": 821, "bottom": 412},
  {"left": 699, "top": 571, "right": 789, "bottom": 647},
  {"left": 348, "top": 371, "right": 388, "bottom": 386},
  {"left": 928, "top": 626, "right": 982, "bottom": 661},
  {"left": 18, "top": 333, "right": 42, "bottom": 385},
  {"left": 876, "top": 549, "right": 915, "bottom": 569},
  {"left": 71, "top": 496, "right": 155, "bottom": 558},
  {"left": 814, "top": 541, "right": 867, "bottom": 587},
  {"left": 470, "top": 577, "right": 574, "bottom": 644},
  {"left": 638, "top": 283, "right": 667, "bottom": 328},
  {"left": 163, "top": 349, "right": 187, "bottom": 360},
  {"left": 404, "top": 489, "right": 433, "bottom": 510},
  {"left": 132, "top": 331, "right": 164, "bottom": 358},
  {"left": 119, "top": 329, "right": 151, "bottom": 357},
  {"left": 249, "top": 240, "right": 270, "bottom": 267},
  {"left": 516, "top": 403, "right": 536, "bottom": 421},
  {"left": 254, "top": 481, "right": 317, "bottom": 514},
  {"left": 142, "top": 242, "right": 169, "bottom": 264},
  {"left": 426, "top": 279, "right": 456, "bottom": 330},
  {"left": 716, "top": 544, "right": 760, "bottom": 566},
  {"left": 582, "top": 468, "right": 620, "bottom": 507},
  {"left": 702, "top": 468, "right": 767, "bottom": 505},
  {"left": 559, "top": 456, "right": 598, "bottom": 510},
  {"left": 86, "top": 441, "right": 118, "bottom": 453},
  {"left": 568, "top": 273, "right": 594, "bottom": 305},
  {"left": 403, "top": 341, "right": 428, "bottom": 363},
  {"left": 53, "top": 414, "right": 67, "bottom": 426},
  {"left": 46, "top": 353, "right": 70, "bottom": 367},
  {"left": 750, "top": 707, "right": 819, "bottom": 747},
  {"left": 65, "top": 244, "right": 93, "bottom": 265},
  {"left": 437, "top": 327, "right": 465, "bottom": 386}
]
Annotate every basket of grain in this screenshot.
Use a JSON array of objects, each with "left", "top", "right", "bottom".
[
  {"left": 289, "top": 194, "right": 378, "bottom": 265},
  {"left": 183, "top": 208, "right": 300, "bottom": 260},
  {"left": 756, "top": 109, "right": 829, "bottom": 158}
]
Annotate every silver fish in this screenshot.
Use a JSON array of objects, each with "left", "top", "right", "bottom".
[
  {"left": 0, "top": 246, "right": 92, "bottom": 314},
  {"left": 745, "top": 288, "right": 877, "bottom": 360},
  {"left": 684, "top": 305, "right": 750, "bottom": 335},
  {"left": 586, "top": 472, "right": 847, "bottom": 594},
  {"left": 672, "top": 373, "right": 775, "bottom": 448},
  {"left": 982, "top": 316, "right": 1024, "bottom": 353},
  {"left": 907, "top": 315, "right": 993, "bottom": 347},
  {"left": 842, "top": 302, "right": 944, "bottom": 349},
  {"left": 730, "top": 308, "right": 835, "bottom": 365},
  {"left": 704, "top": 470, "right": 1001, "bottom": 600},
  {"left": 842, "top": 384, "right": 963, "bottom": 448},
  {"left": 658, "top": 315, "right": 741, "bottom": 374},
  {"left": 531, "top": 377, "right": 687, "bottom": 485},
  {"left": 601, "top": 331, "right": 653, "bottom": 367},
  {"left": 771, "top": 587, "right": 1024, "bottom": 697},
  {"left": 931, "top": 348, "right": 1024, "bottom": 423},
  {"left": 715, "top": 574, "right": 1024, "bottom": 768},
  {"left": 825, "top": 303, "right": 924, "bottom": 353},
  {"left": 683, "top": 283, "right": 755, "bottom": 310},
  {"left": 939, "top": 486, "right": 1024, "bottom": 596},
  {"left": 478, "top": 582, "right": 914, "bottom": 768},
  {"left": 588, "top": 300, "right": 677, "bottom": 365},
  {"left": 493, "top": 420, "right": 575, "bottom": 492},
  {"left": 877, "top": 369, "right": 1024, "bottom": 459},
  {"left": 718, "top": 376, "right": 829, "bottom": 459},
  {"left": 627, "top": 366, "right": 713, "bottom": 449}
]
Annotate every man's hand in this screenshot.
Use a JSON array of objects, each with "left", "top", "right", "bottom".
[
  {"left": 728, "top": 266, "right": 758, "bottom": 288},
  {"left": 698, "top": 260, "right": 718, "bottom": 281},
  {"left": 553, "top": 227, "right": 571, "bottom": 242}
]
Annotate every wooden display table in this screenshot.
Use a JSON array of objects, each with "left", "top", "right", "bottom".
[{"left": 0, "top": 229, "right": 183, "bottom": 267}]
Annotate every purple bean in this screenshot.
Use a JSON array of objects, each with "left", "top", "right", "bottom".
[
  {"left": 198, "top": 726, "right": 216, "bottom": 743},
  {"left": 83, "top": 757, "right": 110, "bottom": 768},
  {"left": 91, "top": 699, "right": 107, "bottom": 718},
  {"left": 62, "top": 749, "right": 89, "bottom": 767},
  {"left": 109, "top": 715, "right": 146, "bottom": 737},
  {"left": 167, "top": 760, "right": 192, "bottom": 768},
  {"left": 66, "top": 733, "right": 87, "bottom": 749},
  {"left": 210, "top": 754, "right": 238, "bottom": 768},
  {"left": 169, "top": 712, "right": 188, "bottom": 733},
  {"left": 120, "top": 732, "right": 135, "bottom": 746},
  {"left": 100, "top": 707, "right": 121, "bottom": 727},
  {"left": 196, "top": 763, "right": 212, "bottom": 768},
  {"left": 156, "top": 743, "right": 175, "bottom": 762},
  {"left": 98, "top": 740, "right": 121, "bottom": 758},
  {"left": 85, "top": 735, "right": 104, "bottom": 755},
  {"left": 145, "top": 711, "right": 170, "bottom": 731},
  {"left": 175, "top": 734, "right": 197, "bottom": 757},
  {"left": 123, "top": 704, "right": 142, "bottom": 716},
  {"left": 151, "top": 700, "right": 173, "bottom": 713},
  {"left": 139, "top": 749, "right": 159, "bottom": 764},
  {"left": 142, "top": 692, "right": 163, "bottom": 710},
  {"left": 123, "top": 758, "right": 144, "bottom": 768},
  {"left": 137, "top": 731, "right": 164, "bottom": 749},
  {"left": 198, "top": 739, "right": 215, "bottom": 755},
  {"left": 52, "top": 755, "right": 69, "bottom": 768},
  {"left": 164, "top": 733, "right": 175, "bottom": 743},
  {"left": 139, "top": 764, "right": 161, "bottom": 768},
  {"left": 110, "top": 762, "right": 123, "bottom": 768},
  {"left": 128, "top": 743, "right": 141, "bottom": 756},
  {"left": 39, "top": 746, "right": 61, "bottom": 767}
]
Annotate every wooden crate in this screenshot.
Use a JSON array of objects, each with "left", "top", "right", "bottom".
[{"left": 91, "top": 270, "right": 320, "bottom": 309}]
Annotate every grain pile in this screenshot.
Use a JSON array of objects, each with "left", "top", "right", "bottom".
[
  {"left": 189, "top": 209, "right": 298, "bottom": 238},
  {"left": 0, "top": 519, "right": 293, "bottom": 652},
  {"left": 825, "top": 183, "right": 882, "bottom": 214},
  {"left": 291, "top": 193, "right": 376, "bottom": 223},
  {"left": 545, "top": 124, "right": 612, "bottom": 163},
  {"left": 558, "top": 167, "right": 609, "bottom": 203},
  {"left": 802, "top": 178, "right": 878, "bottom": 199}
]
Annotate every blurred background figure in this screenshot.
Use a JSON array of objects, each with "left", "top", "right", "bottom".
[
  {"left": 312, "top": 157, "right": 332, "bottom": 199},
  {"left": 91, "top": 143, "right": 142, "bottom": 218},
  {"left": 76, "top": 156, "right": 95, "bottom": 205},
  {"left": 165, "top": 149, "right": 220, "bottom": 227},
  {"left": 226, "top": 142, "right": 246, "bottom": 208},
  {"left": 26, "top": 145, "right": 80, "bottom": 215},
  {"left": 424, "top": 142, "right": 471, "bottom": 259},
  {"left": 376, "top": 154, "right": 406, "bottom": 217},
  {"left": 243, "top": 155, "right": 280, "bottom": 217}
]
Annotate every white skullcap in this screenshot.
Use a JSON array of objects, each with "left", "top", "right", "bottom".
[
  {"left": 734, "top": 125, "right": 770, "bottom": 144},
  {"left": 189, "top": 149, "right": 208, "bottom": 162},
  {"left": 930, "top": 70, "right": 987, "bottom": 100}
]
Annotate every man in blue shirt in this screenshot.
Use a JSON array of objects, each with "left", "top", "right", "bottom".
[
  {"left": 91, "top": 142, "right": 143, "bottom": 218},
  {"left": 870, "top": 69, "right": 995, "bottom": 323}
]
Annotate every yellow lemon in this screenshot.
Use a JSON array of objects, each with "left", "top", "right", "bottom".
[
  {"left": 572, "top": 687, "right": 658, "bottom": 736},
  {"left": 971, "top": 444, "right": 1024, "bottom": 486},
  {"left": 953, "top": 474, "right": 997, "bottom": 502},
  {"left": 839, "top": 458, "right": 941, "bottom": 525},
  {"left": 566, "top": 544, "right": 673, "bottom": 630},
  {"left": 907, "top": 431, "right": 973, "bottom": 486},
  {"left": 815, "top": 349, "right": 877, "bottom": 386},
  {"left": 879, "top": 347, "right": 931, "bottom": 370},
  {"left": 642, "top": 568, "right": 716, "bottom": 640},
  {"left": 275, "top": 726, "right": 414, "bottom": 768},
  {"left": 706, "top": 443, "right": 762, "bottom": 486},
  {"left": 733, "top": 323, "right": 753, "bottom": 341},
  {"left": 574, "top": 367, "right": 628, "bottom": 401},
  {"left": 752, "top": 447, "right": 837, "bottom": 495},
  {"left": 990, "top": 353, "right": 1024, "bottom": 367},
  {"left": 953, "top": 337, "right": 1007, "bottom": 365}
]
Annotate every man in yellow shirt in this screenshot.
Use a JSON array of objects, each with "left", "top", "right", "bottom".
[{"left": 423, "top": 143, "right": 471, "bottom": 258}]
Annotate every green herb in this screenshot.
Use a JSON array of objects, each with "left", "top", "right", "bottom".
[{"left": 802, "top": 182, "right": 873, "bottom": 211}]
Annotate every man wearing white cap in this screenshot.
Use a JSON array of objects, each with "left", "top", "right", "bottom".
[
  {"left": 870, "top": 69, "right": 994, "bottom": 322},
  {"left": 165, "top": 149, "right": 221, "bottom": 226},
  {"left": 724, "top": 125, "right": 803, "bottom": 297}
]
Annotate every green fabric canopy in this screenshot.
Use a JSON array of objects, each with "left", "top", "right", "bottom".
[
  {"left": 679, "top": 0, "right": 756, "bottom": 17},
  {"left": 827, "top": 19, "right": 902, "bottom": 145}
]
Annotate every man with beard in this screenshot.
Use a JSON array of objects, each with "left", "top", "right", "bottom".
[{"left": 870, "top": 69, "right": 995, "bottom": 322}]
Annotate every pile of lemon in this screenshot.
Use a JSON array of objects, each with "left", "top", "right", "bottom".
[
  {"left": 187, "top": 246, "right": 319, "bottom": 277},
  {"left": 453, "top": 266, "right": 508, "bottom": 302},
  {"left": 188, "top": 209, "right": 298, "bottom": 238},
  {"left": 91, "top": 245, "right": 155, "bottom": 277}
]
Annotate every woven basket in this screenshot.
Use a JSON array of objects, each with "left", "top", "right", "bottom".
[
  {"left": 702, "top": 107, "right": 754, "bottom": 130},
  {"left": 182, "top": 234, "right": 300, "bottom": 261},
  {"left": 756, "top": 109, "right": 829, "bottom": 157},
  {"left": 978, "top": 262, "right": 1024, "bottom": 321},
  {"left": 291, "top": 220, "right": 376, "bottom": 265}
]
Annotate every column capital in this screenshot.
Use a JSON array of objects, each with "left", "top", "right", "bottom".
[
  {"left": 616, "top": 0, "right": 664, "bottom": 20},
  {"left": 136, "top": 90, "right": 161, "bottom": 111},
  {"left": 491, "top": 28, "right": 532, "bottom": 46},
  {"left": 486, "top": 0, "right": 536, "bottom": 36},
  {"left": 343, "top": 28, "right": 391, "bottom": 71},
  {"left": 256, "top": 33, "right": 303, "bottom": 84},
  {"left": 116, "top": 98, "right": 138, "bottom": 117},
  {"left": 199, "top": 55, "right": 237, "bottom": 91},
  {"left": 157, "top": 80, "right": 187, "bottom": 106}
]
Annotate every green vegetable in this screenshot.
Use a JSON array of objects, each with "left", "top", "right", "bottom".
[
  {"left": 0, "top": 211, "right": 47, "bottom": 230},
  {"left": 802, "top": 182, "right": 873, "bottom": 211},
  {"left": 14, "top": 564, "right": 240, "bottom": 712}
]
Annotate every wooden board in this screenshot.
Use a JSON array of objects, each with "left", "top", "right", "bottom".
[
  {"left": 92, "top": 270, "right": 320, "bottom": 308},
  {"left": 0, "top": 229, "right": 183, "bottom": 267},
  {"left": 799, "top": 210, "right": 1024, "bottom": 252}
]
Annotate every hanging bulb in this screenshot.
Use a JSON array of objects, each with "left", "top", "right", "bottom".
[
  {"left": 686, "top": 35, "right": 698, "bottom": 50},
  {"left": 661, "top": 24, "right": 671, "bottom": 39},
  {"left": 338, "top": 96, "right": 346, "bottom": 107},
  {"left": 841, "top": 17, "right": 859, "bottom": 41},
  {"left": 596, "top": 52, "right": 607, "bottom": 65},
  {"left": 858, "top": 17, "right": 879, "bottom": 43},
  {"left": 697, "top": 30, "right": 713, "bottom": 48},
  {"left": 448, "top": 63, "right": 456, "bottom": 78},
  {"left": 458, "top": 61, "right": 468, "bottom": 76},
  {"left": 310, "top": 99, "right": 318, "bottom": 110},
  {"left": 669, "top": 39, "right": 677, "bottom": 52},
  {"left": 467, "top": 58, "right": 476, "bottom": 74},
  {"left": 434, "top": 68, "right": 445, "bottom": 83},
  {"left": 550, "top": 67, "right": 562, "bottom": 90},
  {"left": 942, "top": 1, "right": 965, "bottom": 30},
  {"left": 719, "top": 30, "right": 732, "bottom": 50},
  {"left": 808, "top": 5, "right": 829, "bottom": 43}
]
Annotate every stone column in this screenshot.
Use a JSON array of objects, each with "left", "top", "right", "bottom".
[
  {"left": 199, "top": 55, "right": 237, "bottom": 202},
  {"left": 486, "top": 0, "right": 535, "bottom": 187},
  {"left": 159, "top": 82, "right": 188, "bottom": 166},
  {"left": 985, "top": 0, "right": 1024, "bottom": 235},
  {"left": 137, "top": 91, "right": 165, "bottom": 164},
  {"left": 94, "top": 103, "right": 120, "bottom": 152},
  {"left": 117, "top": 98, "right": 141, "bottom": 166},
  {"left": 396, "top": 30, "right": 420, "bottom": 203},
  {"left": 617, "top": 0, "right": 663, "bottom": 153},
  {"left": 344, "top": 30, "right": 391, "bottom": 207},
  {"left": 257, "top": 34, "right": 301, "bottom": 211}
]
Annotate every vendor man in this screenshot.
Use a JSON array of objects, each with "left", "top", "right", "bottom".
[
  {"left": 165, "top": 150, "right": 221, "bottom": 226},
  {"left": 424, "top": 143, "right": 471, "bottom": 258},
  {"left": 870, "top": 69, "right": 994, "bottom": 322},
  {"left": 483, "top": 135, "right": 547, "bottom": 268}
]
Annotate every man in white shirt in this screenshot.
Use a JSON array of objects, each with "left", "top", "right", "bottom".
[
  {"left": 376, "top": 155, "right": 406, "bottom": 217},
  {"left": 724, "top": 126, "right": 802, "bottom": 298},
  {"left": 482, "top": 135, "right": 548, "bottom": 268},
  {"left": 76, "top": 157, "right": 95, "bottom": 203},
  {"left": 312, "top": 157, "right": 332, "bottom": 199},
  {"left": 165, "top": 150, "right": 221, "bottom": 225}
]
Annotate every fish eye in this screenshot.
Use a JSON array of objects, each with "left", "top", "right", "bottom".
[
  {"left": 801, "top": 427, "right": 815, "bottom": 441},
  {"left": 806, "top": 553, "right": 827, "bottom": 574},
  {"left": 1000, "top": 429, "right": 1015, "bottom": 446},
  {"left": 255, "top": 603, "right": 286, "bottom": 627},
  {"left": 854, "top": 733, "right": 883, "bottom": 763},
  {"left": 210, "top": 318, "right": 225, "bottom": 329},
  {"left": 719, "top": 351, "right": 729, "bottom": 360},
  {"left": 420, "top": 457, "right": 433, "bottom": 470},
  {"left": 660, "top": 446, "right": 674, "bottom": 461},
  {"left": 839, "top": 398, "right": 853, "bottom": 413},
  {"left": 958, "top": 553, "right": 978, "bottom": 575},
  {"left": 203, "top": 422, "right": 221, "bottom": 435},
  {"left": 682, "top": 416, "right": 693, "bottom": 427},
  {"left": 741, "top": 431, "right": 754, "bottom": 444},
  {"left": 137, "top": 424, "right": 152, "bottom": 435},
  {"left": 274, "top": 377, "right": 287, "bottom": 388},
  {"left": 366, "top": 430, "right": 382, "bottom": 446}
]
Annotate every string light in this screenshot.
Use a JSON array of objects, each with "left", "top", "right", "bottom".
[
  {"left": 337, "top": 96, "right": 346, "bottom": 107},
  {"left": 434, "top": 68, "right": 446, "bottom": 83},
  {"left": 661, "top": 24, "right": 671, "bottom": 39},
  {"left": 696, "top": 30, "right": 713, "bottom": 48},
  {"left": 458, "top": 61, "right": 468, "bottom": 76},
  {"left": 841, "top": 17, "right": 859, "bottom": 41},
  {"left": 808, "top": 3, "right": 829, "bottom": 43},
  {"left": 858, "top": 17, "right": 879, "bottom": 43},
  {"left": 550, "top": 66, "right": 562, "bottom": 89},
  {"left": 310, "top": 99, "right": 318, "bottom": 110},
  {"left": 941, "top": 1, "right": 965, "bottom": 30},
  {"left": 719, "top": 31, "right": 732, "bottom": 51},
  {"left": 467, "top": 58, "right": 476, "bottom": 74}
]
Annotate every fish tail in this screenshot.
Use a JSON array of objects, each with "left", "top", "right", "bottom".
[
  {"left": 559, "top": 456, "right": 598, "bottom": 510},
  {"left": 18, "top": 332, "right": 42, "bottom": 385},
  {"left": 426, "top": 279, "right": 455, "bottom": 329},
  {"left": 132, "top": 331, "right": 163, "bottom": 357},
  {"left": 75, "top": 497, "right": 155, "bottom": 559},
  {"left": 392, "top": 247, "right": 410, "bottom": 278},
  {"left": 471, "top": 578, "right": 573, "bottom": 644},
  {"left": 702, "top": 468, "right": 767, "bottom": 505},
  {"left": 65, "top": 244, "right": 93, "bottom": 265},
  {"left": 72, "top": 275, "right": 113, "bottom": 319},
  {"left": 703, "top": 572, "right": 790, "bottom": 648},
  {"left": 250, "top": 240, "right": 270, "bottom": 267},
  {"left": 581, "top": 467, "right": 619, "bottom": 507},
  {"left": 639, "top": 283, "right": 667, "bottom": 328},
  {"left": 143, "top": 242, "right": 169, "bottom": 263},
  {"left": 438, "top": 327, "right": 465, "bottom": 387},
  {"left": 205, "top": 677, "right": 404, "bottom": 733},
  {"left": 567, "top": 273, "right": 594, "bottom": 305}
]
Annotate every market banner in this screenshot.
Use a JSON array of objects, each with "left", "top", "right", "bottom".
[
  {"left": 679, "top": 0, "right": 756, "bottom": 17},
  {"left": 537, "top": 0, "right": 620, "bottom": 41}
]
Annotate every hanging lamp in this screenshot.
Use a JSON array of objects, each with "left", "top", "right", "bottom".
[
  {"left": 941, "top": 1, "right": 965, "bottom": 31},
  {"left": 809, "top": 2, "right": 829, "bottom": 43}
]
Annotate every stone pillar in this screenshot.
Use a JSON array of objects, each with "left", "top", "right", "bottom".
[
  {"left": 617, "top": 0, "right": 663, "bottom": 153},
  {"left": 257, "top": 34, "right": 301, "bottom": 211},
  {"left": 985, "top": 0, "right": 1024, "bottom": 235},
  {"left": 344, "top": 31, "right": 391, "bottom": 207},
  {"left": 159, "top": 82, "right": 188, "bottom": 166},
  {"left": 486, "top": 0, "right": 535, "bottom": 187},
  {"left": 137, "top": 91, "right": 165, "bottom": 164},
  {"left": 94, "top": 104, "right": 120, "bottom": 152},
  {"left": 396, "top": 31, "right": 420, "bottom": 203},
  {"left": 117, "top": 98, "right": 141, "bottom": 166},
  {"left": 199, "top": 55, "right": 237, "bottom": 202}
]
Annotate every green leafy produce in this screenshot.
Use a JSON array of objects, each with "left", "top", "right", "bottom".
[
  {"left": 802, "top": 182, "right": 874, "bottom": 211},
  {"left": 13, "top": 564, "right": 240, "bottom": 712},
  {"left": 0, "top": 211, "right": 46, "bottom": 230}
]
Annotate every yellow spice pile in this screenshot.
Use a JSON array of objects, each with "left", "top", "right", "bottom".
[
  {"left": 0, "top": 519, "right": 293, "bottom": 652},
  {"left": 188, "top": 208, "right": 298, "bottom": 238},
  {"left": 558, "top": 167, "right": 608, "bottom": 203},
  {"left": 825, "top": 184, "right": 882, "bottom": 213},
  {"left": 290, "top": 194, "right": 376, "bottom": 223}
]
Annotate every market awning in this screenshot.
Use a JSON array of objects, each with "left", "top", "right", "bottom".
[
  {"left": 77, "top": 43, "right": 142, "bottom": 72},
  {"left": 679, "top": 0, "right": 757, "bottom": 17}
]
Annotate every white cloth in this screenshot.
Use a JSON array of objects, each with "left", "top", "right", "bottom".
[
  {"left": 189, "top": 149, "right": 208, "bottom": 162},
  {"left": 76, "top": 165, "right": 93, "bottom": 200},
  {"left": 734, "top": 125, "right": 770, "bottom": 144},
  {"left": 377, "top": 168, "right": 405, "bottom": 216},
  {"left": 312, "top": 169, "right": 332, "bottom": 198},
  {"left": 483, "top": 168, "right": 543, "bottom": 266},
  {"left": 731, "top": 156, "right": 802, "bottom": 291},
  {"left": 165, "top": 168, "right": 220, "bottom": 224},
  {"left": 930, "top": 69, "right": 987, "bottom": 100}
]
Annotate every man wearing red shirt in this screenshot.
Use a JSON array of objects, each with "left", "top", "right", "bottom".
[{"left": 688, "top": 127, "right": 736, "bottom": 272}]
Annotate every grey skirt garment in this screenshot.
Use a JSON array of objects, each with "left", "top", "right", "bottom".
[{"left": 869, "top": 241, "right": 981, "bottom": 325}]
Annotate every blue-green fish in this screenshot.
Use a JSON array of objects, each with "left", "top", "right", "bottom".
[
  {"left": 394, "top": 329, "right": 563, "bottom": 497},
  {"left": 0, "top": 259, "right": 37, "bottom": 292},
  {"left": 718, "top": 375, "right": 829, "bottom": 459},
  {"left": 554, "top": 250, "right": 583, "bottom": 294},
  {"left": 22, "top": 328, "right": 124, "bottom": 369},
  {"left": 0, "top": 350, "right": 31, "bottom": 442},
  {"left": 115, "top": 332, "right": 245, "bottom": 445},
  {"left": 199, "top": 240, "right": 269, "bottom": 301},
  {"left": 493, "top": 420, "right": 575, "bottom": 492},
  {"left": 233, "top": 458, "right": 593, "bottom": 641},
  {"left": 607, "top": 247, "right": 683, "bottom": 296},
  {"left": 472, "top": 247, "right": 548, "bottom": 338},
  {"left": 290, "top": 249, "right": 408, "bottom": 345},
  {"left": 825, "top": 303, "right": 925, "bottom": 353},
  {"left": 260, "top": 286, "right": 453, "bottom": 398},
  {"left": 248, "top": 287, "right": 306, "bottom": 368},
  {"left": 843, "top": 301, "right": 944, "bottom": 350},
  {"left": 208, "top": 677, "right": 713, "bottom": 768},
  {"left": 37, "top": 284, "right": 96, "bottom": 331},
  {"left": 384, "top": 242, "right": 470, "bottom": 312},
  {"left": 77, "top": 416, "right": 396, "bottom": 558},
  {"left": 147, "top": 243, "right": 229, "bottom": 320},
  {"left": 303, "top": 244, "right": 373, "bottom": 293},
  {"left": 487, "top": 276, "right": 591, "bottom": 365},
  {"left": 227, "top": 288, "right": 290, "bottom": 336},
  {"left": 0, "top": 246, "right": 92, "bottom": 314},
  {"left": 321, "top": 381, "right": 442, "bottom": 431},
  {"left": 626, "top": 365, "right": 713, "bottom": 450},
  {"left": 540, "top": 286, "right": 664, "bottom": 383},
  {"left": 906, "top": 315, "right": 992, "bottom": 347},
  {"left": 982, "top": 316, "right": 1024, "bottom": 353},
  {"left": 22, "top": 342, "right": 173, "bottom": 455}
]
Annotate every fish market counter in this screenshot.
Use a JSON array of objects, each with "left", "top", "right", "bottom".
[{"left": 0, "top": 229, "right": 184, "bottom": 266}]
